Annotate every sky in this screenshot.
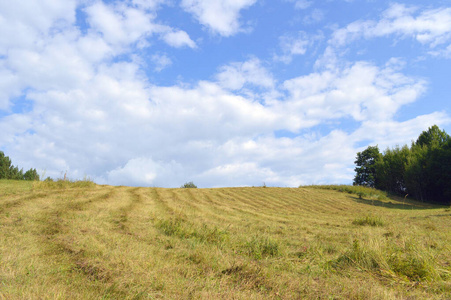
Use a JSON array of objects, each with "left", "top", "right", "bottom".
[{"left": 1, "top": 0, "right": 450, "bottom": 187}]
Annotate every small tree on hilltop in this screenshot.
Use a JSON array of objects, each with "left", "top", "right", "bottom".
[{"left": 181, "top": 181, "right": 197, "bottom": 188}]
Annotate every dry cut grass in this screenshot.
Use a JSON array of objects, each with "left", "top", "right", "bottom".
[{"left": 0, "top": 180, "right": 450, "bottom": 299}]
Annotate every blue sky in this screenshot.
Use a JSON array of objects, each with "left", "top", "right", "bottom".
[{"left": 1, "top": 0, "right": 450, "bottom": 187}]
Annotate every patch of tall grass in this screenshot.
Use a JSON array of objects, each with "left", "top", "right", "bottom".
[
  {"left": 352, "top": 215, "right": 384, "bottom": 227},
  {"left": 304, "top": 184, "right": 388, "bottom": 200},
  {"left": 155, "top": 215, "right": 229, "bottom": 245},
  {"left": 243, "top": 235, "right": 281, "bottom": 260},
  {"left": 332, "top": 237, "right": 444, "bottom": 282},
  {"left": 33, "top": 178, "right": 96, "bottom": 190}
]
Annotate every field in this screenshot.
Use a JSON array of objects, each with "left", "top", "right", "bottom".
[{"left": 1, "top": 180, "right": 450, "bottom": 299}]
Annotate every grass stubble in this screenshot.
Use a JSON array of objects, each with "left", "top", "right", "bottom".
[{"left": 0, "top": 180, "right": 450, "bottom": 299}]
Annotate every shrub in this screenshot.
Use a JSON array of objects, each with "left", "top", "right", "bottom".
[{"left": 181, "top": 181, "right": 197, "bottom": 188}]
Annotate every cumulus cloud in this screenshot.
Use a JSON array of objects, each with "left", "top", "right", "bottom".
[
  {"left": 330, "top": 3, "right": 451, "bottom": 54},
  {"left": 196, "top": 130, "right": 357, "bottom": 187},
  {"left": 85, "top": 2, "right": 155, "bottom": 47},
  {"left": 107, "top": 157, "right": 184, "bottom": 187},
  {"left": 0, "top": 67, "right": 21, "bottom": 110},
  {"left": 181, "top": 0, "right": 257, "bottom": 36},
  {"left": 281, "top": 60, "right": 426, "bottom": 125},
  {"left": 0, "top": 0, "right": 77, "bottom": 54},
  {"left": 274, "top": 31, "right": 323, "bottom": 63},
  {"left": 216, "top": 58, "right": 275, "bottom": 90},
  {"left": 85, "top": 1, "right": 195, "bottom": 50},
  {"left": 160, "top": 29, "right": 197, "bottom": 48},
  {"left": 350, "top": 111, "right": 451, "bottom": 150},
  {"left": 151, "top": 53, "right": 172, "bottom": 71}
]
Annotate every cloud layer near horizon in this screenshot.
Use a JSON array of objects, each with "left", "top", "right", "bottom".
[{"left": 0, "top": 1, "right": 450, "bottom": 187}]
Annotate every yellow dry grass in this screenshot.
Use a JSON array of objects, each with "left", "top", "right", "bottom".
[{"left": 0, "top": 180, "right": 450, "bottom": 299}]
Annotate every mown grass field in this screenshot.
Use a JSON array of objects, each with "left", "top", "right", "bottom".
[{"left": 1, "top": 180, "right": 450, "bottom": 299}]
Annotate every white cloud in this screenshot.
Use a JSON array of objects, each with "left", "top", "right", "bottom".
[
  {"left": 1, "top": 51, "right": 446, "bottom": 187},
  {"left": 151, "top": 53, "right": 172, "bottom": 72},
  {"left": 303, "top": 9, "right": 324, "bottom": 24},
  {"left": 147, "top": 81, "right": 280, "bottom": 139},
  {"left": 181, "top": 0, "right": 257, "bottom": 36},
  {"left": 330, "top": 3, "right": 451, "bottom": 54},
  {"left": 286, "top": 0, "right": 313, "bottom": 10},
  {"left": 0, "top": 0, "right": 77, "bottom": 55},
  {"left": 85, "top": 2, "right": 155, "bottom": 47},
  {"left": 216, "top": 58, "right": 275, "bottom": 90},
  {"left": 282, "top": 60, "right": 426, "bottom": 124},
  {"left": 351, "top": 112, "right": 451, "bottom": 150},
  {"left": 0, "top": 67, "right": 21, "bottom": 110},
  {"left": 197, "top": 162, "right": 278, "bottom": 187},
  {"left": 107, "top": 157, "right": 184, "bottom": 187},
  {"left": 132, "top": 0, "right": 168, "bottom": 10},
  {"left": 196, "top": 130, "right": 357, "bottom": 187},
  {"left": 280, "top": 33, "right": 309, "bottom": 54},
  {"left": 3, "top": 47, "right": 434, "bottom": 187},
  {"left": 161, "top": 29, "right": 197, "bottom": 48},
  {"left": 85, "top": 1, "right": 195, "bottom": 50},
  {"left": 274, "top": 31, "right": 322, "bottom": 63}
]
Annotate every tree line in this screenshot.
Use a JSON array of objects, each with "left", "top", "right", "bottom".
[
  {"left": 0, "top": 151, "right": 40, "bottom": 181},
  {"left": 354, "top": 125, "right": 451, "bottom": 205}
]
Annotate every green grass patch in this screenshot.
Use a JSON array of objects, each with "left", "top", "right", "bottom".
[
  {"left": 332, "top": 237, "right": 444, "bottom": 282},
  {"left": 155, "top": 216, "right": 229, "bottom": 245},
  {"left": 305, "top": 184, "right": 388, "bottom": 200},
  {"left": 32, "top": 179, "right": 96, "bottom": 190},
  {"left": 243, "top": 235, "right": 281, "bottom": 260},
  {"left": 0, "top": 179, "right": 33, "bottom": 195},
  {"left": 352, "top": 215, "right": 384, "bottom": 227}
]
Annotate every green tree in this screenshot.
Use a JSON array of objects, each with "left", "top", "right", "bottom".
[
  {"left": 0, "top": 151, "right": 13, "bottom": 179},
  {"left": 9, "top": 165, "right": 24, "bottom": 180},
  {"left": 24, "top": 168, "right": 40, "bottom": 181},
  {"left": 0, "top": 151, "right": 40, "bottom": 181},
  {"left": 427, "top": 140, "right": 451, "bottom": 204},
  {"left": 404, "top": 144, "right": 429, "bottom": 202},
  {"left": 375, "top": 145, "right": 410, "bottom": 195},
  {"left": 406, "top": 126, "right": 451, "bottom": 204},
  {"left": 415, "top": 125, "right": 450, "bottom": 148},
  {"left": 353, "top": 145, "right": 380, "bottom": 188},
  {"left": 354, "top": 125, "right": 451, "bottom": 205}
]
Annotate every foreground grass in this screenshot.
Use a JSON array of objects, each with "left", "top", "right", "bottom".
[{"left": 0, "top": 180, "right": 450, "bottom": 299}]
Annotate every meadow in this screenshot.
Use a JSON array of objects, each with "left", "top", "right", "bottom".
[{"left": 0, "top": 180, "right": 450, "bottom": 299}]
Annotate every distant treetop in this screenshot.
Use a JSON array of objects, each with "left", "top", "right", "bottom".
[
  {"left": 181, "top": 181, "right": 197, "bottom": 188},
  {"left": 0, "top": 151, "right": 40, "bottom": 181}
]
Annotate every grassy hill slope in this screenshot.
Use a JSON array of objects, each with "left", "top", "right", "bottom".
[{"left": 1, "top": 180, "right": 450, "bottom": 299}]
